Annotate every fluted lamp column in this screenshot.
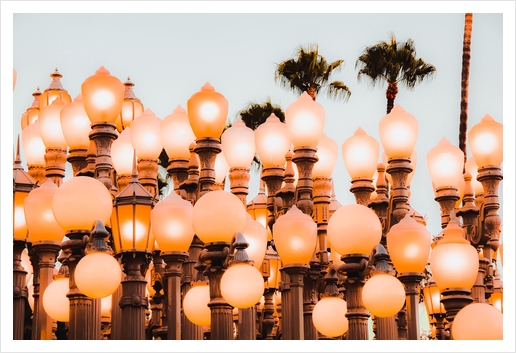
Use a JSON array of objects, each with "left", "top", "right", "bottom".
[
  {"left": 161, "top": 105, "right": 196, "bottom": 191},
  {"left": 130, "top": 108, "right": 164, "bottom": 199},
  {"left": 111, "top": 158, "right": 154, "bottom": 340},
  {"left": 328, "top": 204, "right": 383, "bottom": 340},
  {"left": 187, "top": 83, "right": 228, "bottom": 197},
  {"left": 24, "top": 179, "right": 66, "bottom": 339},
  {"left": 52, "top": 176, "right": 114, "bottom": 339},
  {"left": 151, "top": 192, "right": 196, "bottom": 339},
  {"left": 192, "top": 190, "right": 248, "bottom": 340},
  {"left": 82, "top": 66, "right": 124, "bottom": 191},
  {"left": 273, "top": 205, "right": 317, "bottom": 340},
  {"left": 13, "top": 138, "right": 35, "bottom": 340},
  {"left": 386, "top": 214, "right": 432, "bottom": 339},
  {"left": 61, "top": 95, "right": 91, "bottom": 176}
]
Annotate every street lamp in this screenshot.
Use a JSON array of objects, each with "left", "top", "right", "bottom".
[
  {"left": 115, "top": 77, "right": 144, "bottom": 132},
  {"left": 20, "top": 87, "right": 41, "bottom": 130},
  {"left": 39, "top": 68, "right": 71, "bottom": 109}
]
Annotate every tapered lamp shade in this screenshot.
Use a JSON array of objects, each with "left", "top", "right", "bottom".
[
  {"left": 39, "top": 98, "right": 68, "bottom": 149},
  {"left": 39, "top": 69, "right": 72, "bottom": 109},
  {"left": 75, "top": 252, "right": 122, "bottom": 298},
  {"left": 52, "top": 176, "right": 113, "bottom": 232},
  {"left": 111, "top": 128, "right": 134, "bottom": 175},
  {"left": 468, "top": 114, "right": 503, "bottom": 167},
  {"left": 81, "top": 66, "right": 124, "bottom": 124},
  {"left": 422, "top": 278, "right": 445, "bottom": 316},
  {"left": 247, "top": 189, "right": 268, "bottom": 229},
  {"left": 161, "top": 105, "right": 196, "bottom": 159},
  {"left": 342, "top": 128, "right": 379, "bottom": 179},
  {"left": 465, "top": 157, "right": 484, "bottom": 195},
  {"left": 130, "top": 108, "right": 163, "bottom": 159},
  {"left": 61, "top": 94, "right": 91, "bottom": 150},
  {"left": 362, "top": 274, "right": 405, "bottom": 317},
  {"left": 312, "top": 297, "right": 348, "bottom": 337},
  {"left": 313, "top": 133, "right": 338, "bottom": 178},
  {"left": 254, "top": 114, "right": 291, "bottom": 167},
  {"left": 221, "top": 263, "right": 264, "bottom": 308},
  {"left": 266, "top": 246, "right": 281, "bottom": 289},
  {"left": 42, "top": 278, "right": 70, "bottom": 322},
  {"left": 222, "top": 118, "right": 256, "bottom": 168},
  {"left": 242, "top": 214, "right": 267, "bottom": 268},
  {"left": 151, "top": 192, "right": 195, "bottom": 252},
  {"left": 24, "top": 179, "right": 66, "bottom": 244},
  {"left": 426, "top": 138, "right": 464, "bottom": 189},
  {"left": 115, "top": 78, "right": 144, "bottom": 132},
  {"left": 273, "top": 205, "right": 317, "bottom": 265},
  {"left": 327, "top": 204, "right": 382, "bottom": 256},
  {"left": 187, "top": 82, "right": 228, "bottom": 139},
  {"left": 452, "top": 303, "right": 503, "bottom": 340},
  {"left": 192, "top": 190, "right": 247, "bottom": 244},
  {"left": 214, "top": 152, "right": 229, "bottom": 184},
  {"left": 379, "top": 105, "right": 418, "bottom": 159},
  {"left": 386, "top": 214, "right": 431, "bottom": 273},
  {"left": 429, "top": 220, "right": 478, "bottom": 290},
  {"left": 183, "top": 283, "right": 211, "bottom": 326},
  {"left": 285, "top": 92, "right": 325, "bottom": 147},
  {"left": 21, "top": 121, "right": 46, "bottom": 165}
]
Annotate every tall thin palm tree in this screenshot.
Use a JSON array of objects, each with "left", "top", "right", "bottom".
[
  {"left": 274, "top": 44, "right": 351, "bottom": 102},
  {"left": 356, "top": 34, "right": 436, "bottom": 114},
  {"left": 459, "top": 13, "right": 473, "bottom": 171}
]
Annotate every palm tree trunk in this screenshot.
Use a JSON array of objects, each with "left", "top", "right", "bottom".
[
  {"left": 307, "top": 87, "right": 317, "bottom": 101},
  {"left": 459, "top": 13, "right": 473, "bottom": 172},
  {"left": 386, "top": 82, "right": 398, "bottom": 114}
]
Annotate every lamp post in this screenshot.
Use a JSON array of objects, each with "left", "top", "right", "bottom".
[
  {"left": 261, "top": 245, "right": 281, "bottom": 340},
  {"left": 13, "top": 137, "right": 35, "bottom": 340}
]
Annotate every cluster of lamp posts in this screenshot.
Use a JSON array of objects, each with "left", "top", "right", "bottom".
[{"left": 13, "top": 66, "right": 503, "bottom": 341}]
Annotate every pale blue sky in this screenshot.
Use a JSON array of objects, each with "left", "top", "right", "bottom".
[{"left": 2, "top": 1, "right": 515, "bottom": 351}]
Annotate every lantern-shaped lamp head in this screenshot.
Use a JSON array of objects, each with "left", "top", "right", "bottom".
[
  {"left": 327, "top": 204, "right": 382, "bottom": 256},
  {"left": 187, "top": 82, "right": 228, "bottom": 139},
  {"left": 265, "top": 245, "right": 281, "bottom": 289},
  {"left": 192, "top": 190, "right": 247, "bottom": 244},
  {"left": 422, "top": 277, "right": 445, "bottom": 316},
  {"left": 221, "top": 118, "right": 256, "bottom": 168},
  {"left": 161, "top": 105, "right": 196, "bottom": 160},
  {"left": 39, "top": 68, "right": 71, "bottom": 109},
  {"left": 468, "top": 114, "right": 503, "bottom": 167},
  {"left": 13, "top": 140, "right": 35, "bottom": 241},
  {"left": 81, "top": 66, "right": 124, "bottom": 124},
  {"left": 272, "top": 205, "right": 317, "bottom": 265},
  {"left": 379, "top": 104, "right": 418, "bottom": 159},
  {"left": 254, "top": 114, "right": 291, "bottom": 168},
  {"left": 151, "top": 192, "right": 195, "bottom": 253},
  {"left": 60, "top": 94, "right": 91, "bottom": 151},
  {"left": 115, "top": 77, "right": 144, "bottom": 132},
  {"left": 247, "top": 182, "right": 268, "bottom": 229},
  {"left": 426, "top": 137, "right": 464, "bottom": 190},
  {"left": 285, "top": 92, "right": 325, "bottom": 148},
  {"left": 130, "top": 108, "right": 163, "bottom": 160},
  {"left": 429, "top": 218, "right": 478, "bottom": 290},
  {"left": 313, "top": 133, "right": 338, "bottom": 178},
  {"left": 342, "top": 128, "right": 379, "bottom": 180},
  {"left": 111, "top": 166, "right": 154, "bottom": 253},
  {"left": 386, "top": 214, "right": 431, "bottom": 273}
]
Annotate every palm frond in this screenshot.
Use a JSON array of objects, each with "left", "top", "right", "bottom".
[{"left": 326, "top": 81, "right": 351, "bottom": 102}]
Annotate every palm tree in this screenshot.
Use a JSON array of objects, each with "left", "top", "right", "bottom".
[
  {"left": 356, "top": 34, "right": 436, "bottom": 114},
  {"left": 274, "top": 44, "right": 351, "bottom": 102},
  {"left": 459, "top": 13, "right": 473, "bottom": 171},
  {"left": 237, "top": 99, "right": 285, "bottom": 171}
]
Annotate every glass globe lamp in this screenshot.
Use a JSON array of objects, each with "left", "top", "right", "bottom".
[
  {"left": 183, "top": 282, "right": 211, "bottom": 326},
  {"left": 115, "top": 77, "right": 144, "bottom": 132},
  {"left": 221, "top": 118, "right": 256, "bottom": 168},
  {"left": 342, "top": 128, "right": 379, "bottom": 179},
  {"left": 111, "top": 128, "right": 134, "bottom": 176},
  {"left": 426, "top": 137, "right": 464, "bottom": 189},
  {"left": 464, "top": 156, "right": 484, "bottom": 195},
  {"left": 327, "top": 204, "right": 382, "bottom": 256},
  {"left": 21, "top": 120, "right": 46, "bottom": 166},
  {"left": 362, "top": 274, "right": 405, "bottom": 317},
  {"left": 42, "top": 277, "right": 70, "bottom": 322},
  {"left": 379, "top": 104, "right": 418, "bottom": 159},
  {"left": 161, "top": 105, "right": 196, "bottom": 160},
  {"left": 75, "top": 252, "right": 122, "bottom": 298},
  {"left": 60, "top": 94, "right": 91, "bottom": 151},
  {"left": 312, "top": 133, "right": 338, "bottom": 178},
  {"left": 468, "top": 114, "right": 503, "bottom": 167},
  {"left": 81, "top": 66, "right": 124, "bottom": 124},
  {"left": 285, "top": 92, "right": 325, "bottom": 148},
  {"left": 187, "top": 82, "right": 228, "bottom": 139},
  {"left": 254, "top": 114, "right": 291, "bottom": 168},
  {"left": 192, "top": 190, "right": 247, "bottom": 244},
  {"left": 312, "top": 296, "right": 348, "bottom": 337},
  {"left": 130, "top": 108, "right": 163, "bottom": 159},
  {"left": 452, "top": 303, "right": 503, "bottom": 340},
  {"left": 20, "top": 88, "right": 41, "bottom": 130},
  {"left": 242, "top": 214, "right": 267, "bottom": 268},
  {"left": 221, "top": 263, "right": 264, "bottom": 308},
  {"left": 214, "top": 152, "right": 229, "bottom": 185},
  {"left": 39, "top": 98, "right": 68, "bottom": 149}
]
